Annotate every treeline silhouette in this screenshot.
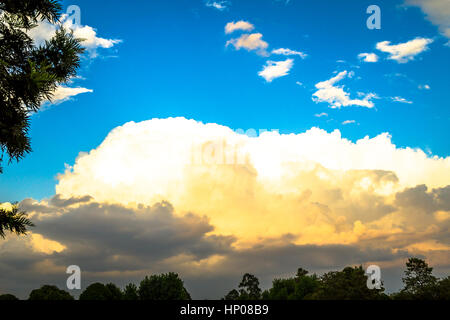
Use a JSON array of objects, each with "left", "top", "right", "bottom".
[{"left": 1, "top": 258, "right": 449, "bottom": 300}]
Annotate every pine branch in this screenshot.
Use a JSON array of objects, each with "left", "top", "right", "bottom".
[{"left": 0, "top": 204, "right": 34, "bottom": 238}]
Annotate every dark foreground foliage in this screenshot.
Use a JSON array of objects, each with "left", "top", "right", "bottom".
[
  {"left": 0, "top": 0, "right": 84, "bottom": 173},
  {"left": 1, "top": 258, "right": 449, "bottom": 300}
]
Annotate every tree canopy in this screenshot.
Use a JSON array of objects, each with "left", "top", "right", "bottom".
[
  {"left": 122, "top": 283, "right": 139, "bottom": 300},
  {"left": 138, "top": 272, "right": 191, "bottom": 300},
  {"left": 224, "top": 273, "right": 262, "bottom": 300},
  {"left": 0, "top": 293, "right": 19, "bottom": 300},
  {"left": 1, "top": 259, "right": 449, "bottom": 300},
  {"left": 310, "top": 266, "right": 388, "bottom": 300},
  {"left": 262, "top": 268, "right": 319, "bottom": 300},
  {"left": 436, "top": 276, "right": 450, "bottom": 300},
  {"left": 28, "top": 285, "right": 74, "bottom": 300},
  {"left": 0, "top": 0, "right": 84, "bottom": 173},
  {"left": 393, "top": 257, "right": 439, "bottom": 300},
  {"left": 79, "top": 282, "right": 123, "bottom": 301}
]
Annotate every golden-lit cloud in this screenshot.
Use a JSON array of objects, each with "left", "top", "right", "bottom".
[
  {"left": 226, "top": 33, "right": 269, "bottom": 56},
  {"left": 225, "top": 21, "right": 254, "bottom": 34},
  {"left": 53, "top": 118, "right": 450, "bottom": 248},
  {"left": 30, "top": 234, "right": 66, "bottom": 254},
  {"left": 405, "top": 0, "right": 450, "bottom": 42},
  {"left": 1, "top": 118, "right": 449, "bottom": 297}
]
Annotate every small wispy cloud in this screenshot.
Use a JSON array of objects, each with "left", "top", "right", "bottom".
[
  {"left": 28, "top": 14, "right": 122, "bottom": 59},
  {"left": 37, "top": 86, "right": 93, "bottom": 111},
  {"left": 358, "top": 53, "right": 379, "bottom": 63},
  {"left": 205, "top": 0, "right": 230, "bottom": 11},
  {"left": 226, "top": 33, "right": 269, "bottom": 56},
  {"left": 274, "top": 0, "right": 292, "bottom": 5},
  {"left": 376, "top": 37, "right": 433, "bottom": 63},
  {"left": 391, "top": 96, "right": 413, "bottom": 104},
  {"left": 258, "top": 59, "right": 294, "bottom": 82},
  {"left": 342, "top": 120, "right": 356, "bottom": 125},
  {"left": 418, "top": 84, "right": 431, "bottom": 90},
  {"left": 272, "top": 48, "right": 307, "bottom": 59},
  {"left": 50, "top": 86, "right": 93, "bottom": 104},
  {"left": 312, "top": 71, "right": 376, "bottom": 109},
  {"left": 225, "top": 20, "right": 254, "bottom": 34},
  {"left": 315, "top": 112, "right": 328, "bottom": 117}
]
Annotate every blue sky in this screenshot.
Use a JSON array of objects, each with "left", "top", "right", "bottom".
[{"left": 1, "top": 0, "right": 449, "bottom": 202}]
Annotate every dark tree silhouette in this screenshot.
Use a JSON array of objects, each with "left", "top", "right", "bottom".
[
  {"left": 0, "top": 0, "right": 84, "bottom": 173},
  {"left": 79, "top": 282, "right": 123, "bottom": 300},
  {"left": 105, "top": 283, "right": 123, "bottom": 300},
  {"left": 310, "top": 266, "right": 387, "bottom": 300},
  {"left": 395, "top": 257, "right": 439, "bottom": 300},
  {"left": 122, "top": 283, "right": 139, "bottom": 300},
  {"left": 138, "top": 273, "right": 191, "bottom": 300},
  {"left": 238, "top": 273, "right": 262, "bottom": 300},
  {"left": 0, "top": 203, "right": 34, "bottom": 239},
  {"left": 14, "top": 258, "right": 450, "bottom": 300},
  {"left": 437, "top": 276, "right": 450, "bottom": 300},
  {"left": 225, "top": 273, "right": 262, "bottom": 300},
  {"left": 262, "top": 268, "right": 320, "bottom": 300},
  {"left": 0, "top": 293, "right": 19, "bottom": 300},
  {"left": 28, "top": 285, "right": 74, "bottom": 300},
  {"left": 296, "top": 267, "right": 309, "bottom": 278},
  {"left": 224, "top": 289, "right": 240, "bottom": 300}
]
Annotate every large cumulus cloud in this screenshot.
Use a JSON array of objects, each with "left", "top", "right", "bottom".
[
  {"left": 53, "top": 118, "right": 450, "bottom": 246},
  {"left": 1, "top": 118, "right": 449, "bottom": 298}
]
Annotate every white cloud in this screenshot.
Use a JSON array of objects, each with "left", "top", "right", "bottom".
[
  {"left": 312, "top": 71, "right": 376, "bottom": 108},
  {"left": 56, "top": 117, "right": 450, "bottom": 203},
  {"left": 376, "top": 38, "right": 433, "bottom": 63},
  {"left": 405, "top": 0, "right": 450, "bottom": 43},
  {"left": 27, "top": 14, "right": 121, "bottom": 58},
  {"left": 315, "top": 112, "right": 328, "bottom": 117},
  {"left": 358, "top": 53, "right": 379, "bottom": 63},
  {"left": 258, "top": 59, "right": 294, "bottom": 82},
  {"left": 35, "top": 86, "right": 92, "bottom": 112},
  {"left": 226, "top": 33, "right": 269, "bottom": 56},
  {"left": 52, "top": 117, "right": 450, "bottom": 253},
  {"left": 25, "top": 15, "right": 118, "bottom": 107},
  {"left": 225, "top": 20, "right": 254, "bottom": 34},
  {"left": 272, "top": 48, "right": 307, "bottom": 59},
  {"left": 206, "top": 1, "right": 230, "bottom": 11},
  {"left": 342, "top": 120, "right": 356, "bottom": 125},
  {"left": 419, "top": 84, "right": 431, "bottom": 90},
  {"left": 391, "top": 96, "right": 413, "bottom": 104},
  {"left": 296, "top": 81, "right": 303, "bottom": 86},
  {"left": 48, "top": 86, "right": 93, "bottom": 105}
]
